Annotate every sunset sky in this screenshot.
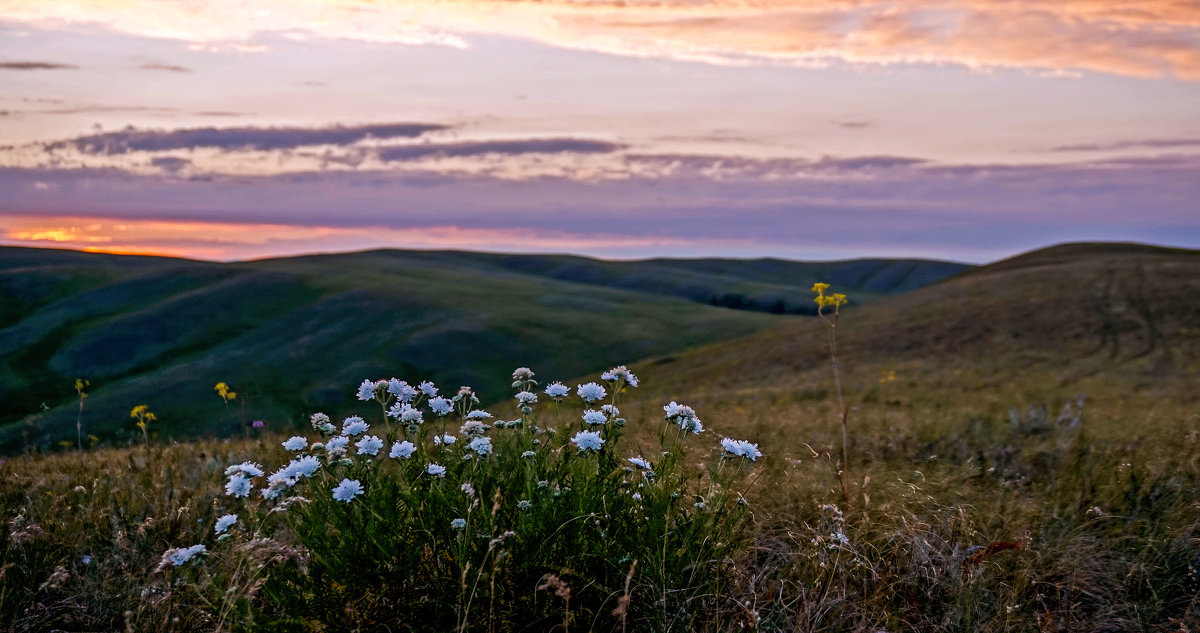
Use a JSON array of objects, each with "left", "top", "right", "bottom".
[{"left": 1, "top": 0, "right": 1198, "bottom": 262}]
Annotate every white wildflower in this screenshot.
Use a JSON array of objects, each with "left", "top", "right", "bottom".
[
  {"left": 325, "top": 436, "right": 350, "bottom": 456},
  {"left": 576, "top": 382, "right": 606, "bottom": 403},
  {"left": 224, "top": 461, "right": 264, "bottom": 478},
  {"left": 461, "top": 482, "right": 475, "bottom": 497},
  {"left": 517, "top": 500, "right": 532, "bottom": 510},
  {"left": 571, "top": 430, "right": 605, "bottom": 452},
  {"left": 388, "top": 403, "right": 424, "bottom": 425},
  {"left": 460, "top": 420, "right": 490, "bottom": 436},
  {"left": 332, "top": 478, "right": 364, "bottom": 503},
  {"left": 390, "top": 440, "right": 416, "bottom": 459},
  {"left": 720, "top": 438, "right": 762, "bottom": 461},
  {"left": 582, "top": 410, "right": 607, "bottom": 425},
  {"left": 288, "top": 455, "right": 321, "bottom": 478},
  {"left": 433, "top": 434, "right": 457, "bottom": 446},
  {"left": 419, "top": 381, "right": 439, "bottom": 397},
  {"left": 214, "top": 514, "right": 238, "bottom": 534},
  {"left": 628, "top": 456, "right": 653, "bottom": 470},
  {"left": 631, "top": 492, "right": 642, "bottom": 501},
  {"left": 515, "top": 391, "right": 537, "bottom": 407},
  {"left": 356, "top": 435, "right": 384, "bottom": 456},
  {"left": 450, "top": 518, "right": 466, "bottom": 530},
  {"left": 466, "top": 409, "right": 492, "bottom": 420},
  {"left": 387, "top": 378, "right": 417, "bottom": 402},
  {"left": 544, "top": 382, "right": 570, "bottom": 399},
  {"left": 356, "top": 379, "right": 377, "bottom": 401},
  {"left": 310, "top": 412, "right": 336, "bottom": 434},
  {"left": 163, "top": 544, "right": 207, "bottom": 567},
  {"left": 266, "top": 467, "right": 297, "bottom": 491},
  {"left": 521, "top": 450, "right": 536, "bottom": 459},
  {"left": 664, "top": 401, "right": 704, "bottom": 434},
  {"left": 601, "top": 365, "right": 639, "bottom": 387},
  {"left": 282, "top": 436, "right": 307, "bottom": 451},
  {"left": 467, "top": 436, "right": 493, "bottom": 456},
  {"left": 341, "top": 416, "right": 369, "bottom": 436},
  {"left": 426, "top": 463, "right": 447, "bottom": 478},
  {"left": 429, "top": 397, "right": 453, "bottom": 416},
  {"left": 601, "top": 404, "right": 619, "bottom": 418},
  {"left": 225, "top": 473, "right": 252, "bottom": 498},
  {"left": 452, "top": 386, "right": 478, "bottom": 405},
  {"left": 512, "top": 367, "right": 535, "bottom": 381}
]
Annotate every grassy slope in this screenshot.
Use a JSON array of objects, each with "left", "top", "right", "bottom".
[
  {"left": 600, "top": 242, "right": 1200, "bottom": 498},
  {"left": 629, "top": 241, "right": 1200, "bottom": 400},
  {"left": 0, "top": 246, "right": 963, "bottom": 451}
]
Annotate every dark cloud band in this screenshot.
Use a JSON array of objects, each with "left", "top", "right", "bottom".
[
  {"left": 0, "top": 61, "right": 78, "bottom": 70},
  {"left": 377, "top": 138, "right": 624, "bottom": 162},
  {"left": 49, "top": 123, "right": 451, "bottom": 155}
]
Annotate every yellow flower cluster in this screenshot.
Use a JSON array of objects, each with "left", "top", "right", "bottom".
[
  {"left": 811, "top": 282, "right": 848, "bottom": 309},
  {"left": 215, "top": 381, "right": 237, "bottom": 403},
  {"left": 130, "top": 404, "right": 157, "bottom": 429}
]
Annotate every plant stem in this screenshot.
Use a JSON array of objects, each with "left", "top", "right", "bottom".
[{"left": 821, "top": 306, "right": 850, "bottom": 504}]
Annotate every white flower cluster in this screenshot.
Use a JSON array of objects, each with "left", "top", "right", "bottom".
[
  {"left": 720, "top": 438, "right": 762, "bottom": 461},
  {"left": 429, "top": 397, "right": 453, "bottom": 416},
  {"left": 214, "top": 514, "right": 238, "bottom": 534},
  {"left": 183, "top": 368, "right": 754, "bottom": 581},
  {"left": 664, "top": 401, "right": 704, "bottom": 434},
  {"left": 576, "top": 382, "right": 607, "bottom": 403},
  {"left": 310, "top": 412, "right": 336, "bottom": 435},
  {"left": 571, "top": 430, "right": 605, "bottom": 452},
  {"left": 224, "top": 462, "right": 264, "bottom": 498},
  {"left": 627, "top": 456, "right": 653, "bottom": 470},
  {"left": 162, "top": 544, "right": 207, "bottom": 567},
  {"left": 601, "top": 365, "right": 639, "bottom": 387},
  {"left": 332, "top": 478, "right": 363, "bottom": 503},
  {"left": 390, "top": 440, "right": 416, "bottom": 459},
  {"left": 341, "top": 416, "right": 369, "bottom": 436},
  {"left": 387, "top": 378, "right": 417, "bottom": 403},
  {"left": 544, "top": 382, "right": 570, "bottom": 400},
  {"left": 356, "top": 435, "right": 384, "bottom": 456}
]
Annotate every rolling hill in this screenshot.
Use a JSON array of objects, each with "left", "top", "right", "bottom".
[
  {"left": 618, "top": 242, "right": 1200, "bottom": 448},
  {"left": 0, "top": 246, "right": 965, "bottom": 452}
]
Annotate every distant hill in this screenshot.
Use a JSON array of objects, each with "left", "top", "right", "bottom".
[
  {"left": 631, "top": 242, "right": 1200, "bottom": 400},
  {"left": 0, "top": 246, "right": 965, "bottom": 451}
]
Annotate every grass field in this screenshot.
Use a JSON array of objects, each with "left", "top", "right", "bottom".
[
  {"left": 1, "top": 242, "right": 1197, "bottom": 631},
  {"left": 0, "top": 246, "right": 964, "bottom": 452}
]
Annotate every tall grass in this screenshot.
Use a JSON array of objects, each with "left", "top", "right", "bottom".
[{"left": 2, "top": 368, "right": 1198, "bottom": 631}]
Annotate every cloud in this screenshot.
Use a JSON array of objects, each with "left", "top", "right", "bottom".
[
  {"left": 139, "top": 62, "right": 192, "bottom": 73},
  {"left": 0, "top": 61, "right": 78, "bottom": 70},
  {"left": 149, "top": 156, "right": 189, "bottom": 173},
  {"left": 377, "top": 138, "right": 624, "bottom": 162},
  {"left": 48, "top": 123, "right": 450, "bottom": 155},
  {"left": 2, "top": 1, "right": 1198, "bottom": 79},
  {"left": 36, "top": 105, "right": 179, "bottom": 115},
  {"left": 1051, "top": 138, "right": 1200, "bottom": 152},
  {"left": 1, "top": 150, "right": 1196, "bottom": 263}
]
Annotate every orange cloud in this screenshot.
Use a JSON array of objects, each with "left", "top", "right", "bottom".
[
  {"left": 0, "top": 213, "right": 706, "bottom": 261},
  {"left": 1, "top": 0, "right": 1196, "bottom": 78}
]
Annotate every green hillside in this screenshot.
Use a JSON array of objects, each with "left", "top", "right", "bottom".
[
  {"left": 0, "top": 246, "right": 964, "bottom": 452},
  {"left": 615, "top": 242, "right": 1200, "bottom": 452}
]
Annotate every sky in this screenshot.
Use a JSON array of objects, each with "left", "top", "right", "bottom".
[{"left": 0, "top": 0, "right": 1198, "bottom": 263}]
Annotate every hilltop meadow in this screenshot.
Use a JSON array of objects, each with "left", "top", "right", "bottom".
[{"left": 1, "top": 243, "right": 1198, "bottom": 632}]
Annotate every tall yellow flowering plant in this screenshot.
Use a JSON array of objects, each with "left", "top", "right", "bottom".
[{"left": 813, "top": 283, "right": 851, "bottom": 503}]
